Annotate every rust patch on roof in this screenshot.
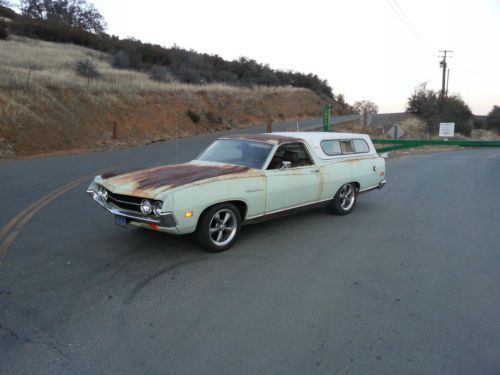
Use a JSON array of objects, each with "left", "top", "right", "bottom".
[
  {"left": 223, "top": 133, "right": 303, "bottom": 144},
  {"left": 104, "top": 163, "right": 250, "bottom": 191}
]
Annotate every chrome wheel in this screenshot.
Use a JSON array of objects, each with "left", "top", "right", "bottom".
[
  {"left": 339, "top": 184, "right": 355, "bottom": 211},
  {"left": 330, "top": 183, "right": 357, "bottom": 215},
  {"left": 208, "top": 208, "right": 237, "bottom": 247}
]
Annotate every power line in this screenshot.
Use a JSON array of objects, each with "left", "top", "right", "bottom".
[{"left": 385, "top": 0, "right": 434, "bottom": 56}]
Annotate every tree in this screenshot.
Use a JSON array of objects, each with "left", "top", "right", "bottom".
[
  {"left": 336, "top": 93, "right": 346, "bottom": 106},
  {"left": 406, "top": 83, "right": 473, "bottom": 136},
  {"left": 353, "top": 100, "right": 378, "bottom": 115},
  {"left": 0, "top": 0, "right": 12, "bottom": 7},
  {"left": 486, "top": 105, "right": 500, "bottom": 132},
  {"left": 20, "top": 0, "right": 106, "bottom": 33},
  {"left": 19, "top": 0, "right": 45, "bottom": 18}
]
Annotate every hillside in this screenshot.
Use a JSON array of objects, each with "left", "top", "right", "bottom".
[
  {"left": 0, "top": 4, "right": 351, "bottom": 158},
  {"left": 0, "top": 4, "right": 334, "bottom": 97},
  {"left": 0, "top": 36, "right": 341, "bottom": 158}
]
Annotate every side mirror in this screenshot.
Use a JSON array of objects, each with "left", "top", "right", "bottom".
[{"left": 280, "top": 161, "right": 291, "bottom": 171}]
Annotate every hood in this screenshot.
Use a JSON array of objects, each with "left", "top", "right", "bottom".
[{"left": 100, "top": 161, "right": 252, "bottom": 198}]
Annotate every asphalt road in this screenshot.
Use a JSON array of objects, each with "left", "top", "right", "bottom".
[{"left": 1, "top": 120, "right": 499, "bottom": 374}]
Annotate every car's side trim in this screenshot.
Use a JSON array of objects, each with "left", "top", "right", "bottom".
[
  {"left": 243, "top": 198, "right": 332, "bottom": 225},
  {"left": 359, "top": 179, "right": 387, "bottom": 194},
  {"left": 244, "top": 179, "right": 387, "bottom": 224}
]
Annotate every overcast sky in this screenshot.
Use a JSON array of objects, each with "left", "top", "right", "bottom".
[{"left": 93, "top": 0, "right": 499, "bottom": 114}]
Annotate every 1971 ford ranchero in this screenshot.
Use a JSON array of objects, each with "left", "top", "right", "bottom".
[{"left": 87, "top": 132, "right": 386, "bottom": 252}]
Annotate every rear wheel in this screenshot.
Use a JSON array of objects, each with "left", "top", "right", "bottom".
[
  {"left": 195, "top": 203, "right": 241, "bottom": 252},
  {"left": 330, "top": 183, "right": 357, "bottom": 215}
]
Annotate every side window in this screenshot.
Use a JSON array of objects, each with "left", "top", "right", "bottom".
[
  {"left": 320, "top": 140, "right": 342, "bottom": 155},
  {"left": 267, "top": 143, "right": 314, "bottom": 169},
  {"left": 353, "top": 139, "right": 369, "bottom": 153},
  {"left": 340, "top": 140, "right": 354, "bottom": 153}
]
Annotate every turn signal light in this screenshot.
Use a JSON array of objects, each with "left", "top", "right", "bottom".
[{"left": 185, "top": 211, "right": 193, "bottom": 218}]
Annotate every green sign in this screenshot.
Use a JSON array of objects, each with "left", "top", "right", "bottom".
[{"left": 323, "top": 104, "right": 332, "bottom": 132}]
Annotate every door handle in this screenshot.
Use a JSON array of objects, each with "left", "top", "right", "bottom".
[{"left": 310, "top": 169, "right": 320, "bottom": 173}]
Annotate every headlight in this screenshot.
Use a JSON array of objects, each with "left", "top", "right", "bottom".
[
  {"left": 98, "top": 186, "right": 108, "bottom": 201},
  {"left": 153, "top": 201, "right": 163, "bottom": 217},
  {"left": 140, "top": 199, "right": 152, "bottom": 214}
]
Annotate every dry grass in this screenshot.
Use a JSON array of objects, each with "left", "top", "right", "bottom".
[{"left": 0, "top": 36, "right": 307, "bottom": 95}]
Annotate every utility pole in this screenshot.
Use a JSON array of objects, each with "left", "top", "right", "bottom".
[
  {"left": 446, "top": 68, "right": 450, "bottom": 97},
  {"left": 439, "top": 50, "right": 452, "bottom": 98}
]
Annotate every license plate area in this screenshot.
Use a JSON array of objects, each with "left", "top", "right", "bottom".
[{"left": 114, "top": 215, "right": 128, "bottom": 228}]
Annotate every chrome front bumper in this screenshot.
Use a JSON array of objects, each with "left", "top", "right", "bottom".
[{"left": 87, "top": 190, "right": 177, "bottom": 228}]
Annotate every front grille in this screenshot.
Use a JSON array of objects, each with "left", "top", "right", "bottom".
[{"left": 106, "top": 190, "right": 143, "bottom": 213}]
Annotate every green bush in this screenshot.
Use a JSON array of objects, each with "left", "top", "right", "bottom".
[
  {"left": 472, "top": 117, "right": 485, "bottom": 129},
  {"left": 407, "top": 83, "right": 473, "bottom": 136},
  {"left": 186, "top": 110, "right": 200, "bottom": 123},
  {"left": 486, "top": 106, "right": 500, "bottom": 132}
]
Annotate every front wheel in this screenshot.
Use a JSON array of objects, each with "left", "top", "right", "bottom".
[
  {"left": 195, "top": 203, "right": 241, "bottom": 252},
  {"left": 330, "top": 183, "right": 357, "bottom": 215}
]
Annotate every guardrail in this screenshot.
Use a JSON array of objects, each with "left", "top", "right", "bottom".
[{"left": 372, "top": 139, "right": 500, "bottom": 153}]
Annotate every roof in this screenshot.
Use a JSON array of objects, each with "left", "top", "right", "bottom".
[
  {"left": 221, "top": 133, "right": 303, "bottom": 145},
  {"left": 222, "top": 131, "right": 370, "bottom": 144},
  {"left": 220, "top": 132, "right": 375, "bottom": 158}
]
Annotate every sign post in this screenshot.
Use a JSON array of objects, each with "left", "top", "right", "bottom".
[
  {"left": 323, "top": 104, "right": 332, "bottom": 132},
  {"left": 439, "top": 122, "right": 455, "bottom": 138}
]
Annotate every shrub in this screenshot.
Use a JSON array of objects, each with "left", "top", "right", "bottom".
[
  {"left": 407, "top": 83, "right": 473, "bottom": 136},
  {"left": 0, "top": 4, "right": 18, "bottom": 19},
  {"left": 486, "top": 105, "right": 500, "bottom": 132},
  {"left": 74, "top": 59, "right": 100, "bottom": 79},
  {"left": 111, "top": 50, "right": 130, "bottom": 69},
  {"left": 0, "top": 21, "right": 7, "bottom": 39},
  {"left": 186, "top": 110, "right": 200, "bottom": 123},
  {"left": 149, "top": 65, "right": 173, "bottom": 82},
  {"left": 472, "top": 117, "right": 485, "bottom": 129},
  {"left": 175, "top": 65, "right": 203, "bottom": 84},
  {"left": 205, "top": 111, "right": 222, "bottom": 125}
]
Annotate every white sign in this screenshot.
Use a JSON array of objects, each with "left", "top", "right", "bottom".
[{"left": 439, "top": 123, "right": 455, "bottom": 137}]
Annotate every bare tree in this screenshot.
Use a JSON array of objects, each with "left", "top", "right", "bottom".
[{"left": 353, "top": 100, "right": 379, "bottom": 115}]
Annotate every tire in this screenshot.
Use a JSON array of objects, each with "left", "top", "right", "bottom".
[
  {"left": 194, "top": 203, "right": 241, "bottom": 252},
  {"left": 330, "top": 183, "right": 357, "bottom": 215}
]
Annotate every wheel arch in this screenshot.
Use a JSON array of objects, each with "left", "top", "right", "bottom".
[
  {"left": 350, "top": 181, "right": 360, "bottom": 192},
  {"left": 197, "top": 200, "right": 248, "bottom": 226}
]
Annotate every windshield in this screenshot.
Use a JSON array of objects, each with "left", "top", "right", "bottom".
[{"left": 198, "top": 139, "right": 274, "bottom": 169}]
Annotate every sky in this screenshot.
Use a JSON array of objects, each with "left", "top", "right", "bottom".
[{"left": 92, "top": 0, "right": 500, "bottom": 114}]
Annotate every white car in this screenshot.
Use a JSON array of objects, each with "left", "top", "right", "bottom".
[{"left": 87, "top": 132, "right": 386, "bottom": 252}]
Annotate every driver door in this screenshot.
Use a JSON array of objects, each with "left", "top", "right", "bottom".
[{"left": 264, "top": 142, "right": 322, "bottom": 213}]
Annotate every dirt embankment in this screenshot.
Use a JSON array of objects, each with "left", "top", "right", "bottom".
[{"left": 0, "top": 86, "right": 334, "bottom": 158}]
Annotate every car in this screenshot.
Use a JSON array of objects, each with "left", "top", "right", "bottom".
[{"left": 87, "top": 132, "right": 386, "bottom": 252}]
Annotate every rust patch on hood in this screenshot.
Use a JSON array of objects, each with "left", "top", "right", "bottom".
[
  {"left": 223, "top": 133, "right": 303, "bottom": 144},
  {"left": 103, "top": 163, "right": 250, "bottom": 191}
]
